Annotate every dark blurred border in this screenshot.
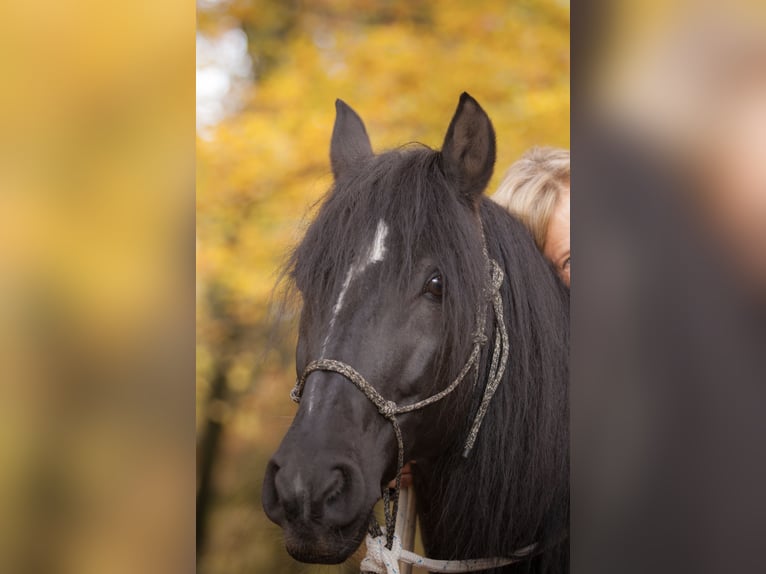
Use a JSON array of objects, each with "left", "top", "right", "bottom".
[{"left": 571, "top": 1, "right": 766, "bottom": 573}]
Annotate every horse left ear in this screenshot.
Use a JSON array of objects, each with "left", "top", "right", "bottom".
[
  {"left": 330, "top": 99, "right": 374, "bottom": 180},
  {"left": 441, "top": 92, "right": 496, "bottom": 206}
]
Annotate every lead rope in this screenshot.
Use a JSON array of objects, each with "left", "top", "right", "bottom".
[
  {"left": 361, "top": 532, "right": 536, "bottom": 574},
  {"left": 291, "top": 254, "right": 522, "bottom": 573}
]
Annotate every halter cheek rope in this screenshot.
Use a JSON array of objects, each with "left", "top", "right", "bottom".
[{"left": 290, "top": 254, "right": 524, "bottom": 573}]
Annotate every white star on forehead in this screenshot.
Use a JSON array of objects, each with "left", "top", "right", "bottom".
[{"left": 369, "top": 219, "right": 388, "bottom": 263}]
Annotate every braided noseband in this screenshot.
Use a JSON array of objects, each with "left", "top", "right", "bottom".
[{"left": 289, "top": 244, "right": 512, "bottom": 570}]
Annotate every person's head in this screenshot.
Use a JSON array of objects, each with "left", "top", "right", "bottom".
[{"left": 491, "top": 147, "right": 570, "bottom": 286}]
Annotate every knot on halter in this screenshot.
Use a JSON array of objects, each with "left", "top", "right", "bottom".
[
  {"left": 361, "top": 532, "right": 402, "bottom": 574},
  {"left": 489, "top": 259, "right": 505, "bottom": 293},
  {"left": 289, "top": 386, "right": 301, "bottom": 404},
  {"left": 473, "top": 331, "right": 488, "bottom": 346},
  {"left": 379, "top": 400, "right": 397, "bottom": 419}
]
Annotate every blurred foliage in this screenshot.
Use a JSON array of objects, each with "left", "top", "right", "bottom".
[
  {"left": 196, "top": 1, "right": 569, "bottom": 572},
  {"left": 0, "top": 0, "right": 193, "bottom": 573}
]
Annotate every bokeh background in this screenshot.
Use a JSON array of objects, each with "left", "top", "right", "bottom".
[
  {"left": 0, "top": 1, "right": 193, "bottom": 573},
  {"left": 195, "top": 1, "right": 570, "bottom": 572}
]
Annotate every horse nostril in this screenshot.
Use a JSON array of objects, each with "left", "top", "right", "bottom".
[
  {"left": 262, "top": 460, "right": 284, "bottom": 524},
  {"left": 319, "top": 463, "right": 366, "bottom": 529},
  {"left": 263, "top": 458, "right": 365, "bottom": 529},
  {"left": 322, "top": 468, "right": 346, "bottom": 504}
]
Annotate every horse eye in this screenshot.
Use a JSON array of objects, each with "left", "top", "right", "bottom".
[{"left": 423, "top": 274, "right": 443, "bottom": 299}]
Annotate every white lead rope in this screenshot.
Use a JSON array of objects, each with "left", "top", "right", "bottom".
[
  {"left": 361, "top": 531, "right": 537, "bottom": 574},
  {"left": 395, "top": 486, "right": 417, "bottom": 574},
  {"left": 362, "top": 488, "right": 538, "bottom": 574}
]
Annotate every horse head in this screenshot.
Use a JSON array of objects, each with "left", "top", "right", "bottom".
[{"left": 261, "top": 93, "right": 499, "bottom": 563}]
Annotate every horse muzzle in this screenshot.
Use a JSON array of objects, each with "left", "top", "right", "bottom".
[{"left": 262, "top": 453, "right": 374, "bottom": 563}]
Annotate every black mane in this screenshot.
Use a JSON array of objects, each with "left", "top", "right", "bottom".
[{"left": 416, "top": 198, "right": 569, "bottom": 573}]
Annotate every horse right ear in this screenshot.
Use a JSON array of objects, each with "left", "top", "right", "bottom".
[
  {"left": 441, "top": 92, "right": 496, "bottom": 206},
  {"left": 330, "top": 99, "right": 373, "bottom": 180}
]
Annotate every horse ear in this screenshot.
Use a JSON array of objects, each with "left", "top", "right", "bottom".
[
  {"left": 330, "top": 99, "right": 373, "bottom": 180},
  {"left": 441, "top": 92, "right": 496, "bottom": 205}
]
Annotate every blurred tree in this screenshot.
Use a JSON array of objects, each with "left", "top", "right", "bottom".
[{"left": 197, "top": 1, "right": 569, "bottom": 571}]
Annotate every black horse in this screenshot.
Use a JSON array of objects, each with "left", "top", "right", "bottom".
[{"left": 262, "top": 93, "right": 569, "bottom": 573}]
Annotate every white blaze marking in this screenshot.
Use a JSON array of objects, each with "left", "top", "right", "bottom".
[
  {"left": 293, "top": 471, "right": 303, "bottom": 495},
  {"left": 320, "top": 219, "right": 389, "bottom": 356},
  {"left": 292, "top": 472, "right": 312, "bottom": 520},
  {"left": 369, "top": 219, "right": 389, "bottom": 263},
  {"left": 319, "top": 266, "right": 354, "bottom": 357}
]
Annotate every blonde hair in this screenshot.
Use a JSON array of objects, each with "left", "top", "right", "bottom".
[{"left": 491, "top": 147, "right": 570, "bottom": 251}]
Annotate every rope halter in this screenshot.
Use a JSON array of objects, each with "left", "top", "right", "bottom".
[{"left": 289, "top": 245, "right": 511, "bottom": 566}]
